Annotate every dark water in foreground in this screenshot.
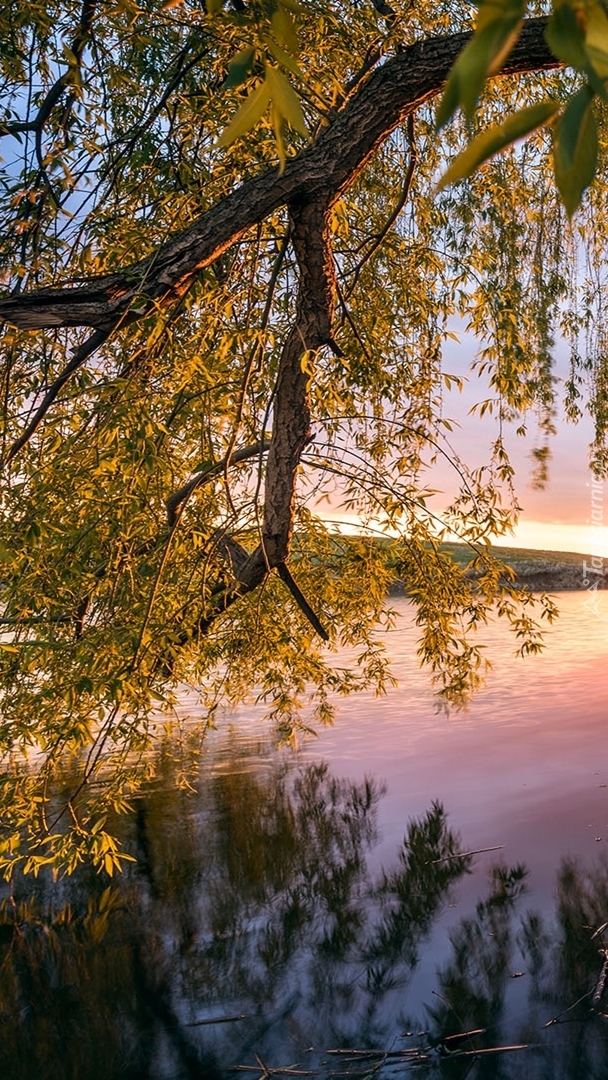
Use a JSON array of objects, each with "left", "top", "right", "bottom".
[{"left": 1, "top": 593, "right": 608, "bottom": 1079}]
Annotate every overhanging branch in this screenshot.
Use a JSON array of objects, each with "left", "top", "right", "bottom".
[
  {"left": 0, "top": 18, "right": 558, "bottom": 334},
  {"left": 166, "top": 439, "right": 271, "bottom": 528}
]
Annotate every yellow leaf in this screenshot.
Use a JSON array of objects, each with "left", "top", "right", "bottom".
[
  {"left": 271, "top": 102, "right": 287, "bottom": 174},
  {"left": 265, "top": 66, "right": 308, "bottom": 138},
  {"left": 215, "top": 78, "right": 272, "bottom": 148},
  {"left": 271, "top": 7, "right": 299, "bottom": 55},
  {"left": 267, "top": 40, "right": 303, "bottom": 77}
]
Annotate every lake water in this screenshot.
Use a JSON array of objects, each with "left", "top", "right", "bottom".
[{"left": 1, "top": 591, "right": 608, "bottom": 1078}]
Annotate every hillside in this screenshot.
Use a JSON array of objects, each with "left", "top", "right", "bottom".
[{"left": 389, "top": 543, "right": 606, "bottom": 593}]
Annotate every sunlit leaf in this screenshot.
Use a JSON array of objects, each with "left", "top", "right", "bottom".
[
  {"left": 553, "top": 85, "right": 598, "bottom": 216},
  {"left": 438, "top": 100, "right": 560, "bottom": 189},
  {"left": 271, "top": 6, "right": 299, "bottom": 55},
  {"left": 265, "top": 65, "right": 308, "bottom": 137},
  {"left": 476, "top": 0, "right": 526, "bottom": 73},
  {"left": 268, "top": 39, "right": 303, "bottom": 76},
  {"left": 215, "top": 78, "right": 273, "bottom": 147},
  {"left": 271, "top": 102, "right": 287, "bottom": 174}
]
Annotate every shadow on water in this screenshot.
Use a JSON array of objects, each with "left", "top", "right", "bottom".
[{"left": 2, "top": 739, "right": 608, "bottom": 1078}]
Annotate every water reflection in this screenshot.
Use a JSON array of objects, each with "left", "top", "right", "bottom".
[{"left": 1, "top": 743, "right": 608, "bottom": 1080}]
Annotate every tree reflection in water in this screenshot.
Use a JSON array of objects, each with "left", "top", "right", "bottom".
[{"left": 2, "top": 742, "right": 608, "bottom": 1079}]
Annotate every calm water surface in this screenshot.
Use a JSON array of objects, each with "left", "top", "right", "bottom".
[{"left": 1, "top": 593, "right": 608, "bottom": 1079}]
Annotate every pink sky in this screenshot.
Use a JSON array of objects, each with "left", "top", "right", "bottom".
[
  {"left": 438, "top": 331, "right": 606, "bottom": 556},
  {"left": 319, "top": 331, "right": 607, "bottom": 558}
]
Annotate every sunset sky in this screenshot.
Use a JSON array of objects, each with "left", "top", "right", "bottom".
[
  {"left": 321, "top": 329, "right": 607, "bottom": 558},
  {"left": 438, "top": 330, "right": 607, "bottom": 557}
]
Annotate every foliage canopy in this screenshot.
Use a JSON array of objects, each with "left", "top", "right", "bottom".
[{"left": 0, "top": 0, "right": 606, "bottom": 874}]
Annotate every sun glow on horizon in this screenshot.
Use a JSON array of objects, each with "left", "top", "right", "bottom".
[{"left": 318, "top": 510, "right": 607, "bottom": 558}]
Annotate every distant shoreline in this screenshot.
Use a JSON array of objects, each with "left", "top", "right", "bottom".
[{"left": 388, "top": 543, "right": 607, "bottom": 594}]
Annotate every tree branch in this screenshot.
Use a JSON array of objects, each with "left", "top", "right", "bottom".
[
  {"left": 166, "top": 439, "right": 271, "bottom": 528},
  {"left": 196, "top": 195, "right": 336, "bottom": 629},
  {"left": 0, "top": 0, "right": 97, "bottom": 138},
  {"left": 276, "top": 562, "right": 330, "bottom": 640},
  {"left": 2, "top": 328, "right": 109, "bottom": 466},
  {"left": 0, "top": 19, "right": 558, "bottom": 333}
]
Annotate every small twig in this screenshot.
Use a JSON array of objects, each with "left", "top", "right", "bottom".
[
  {"left": 345, "top": 113, "right": 417, "bottom": 298},
  {"left": 3, "top": 328, "right": 109, "bottom": 465},
  {"left": 326, "top": 1048, "right": 426, "bottom": 1061},
  {"left": 446, "top": 1043, "right": 537, "bottom": 1058},
  {"left": 435, "top": 1029, "right": 486, "bottom": 1055},
  {"left": 430, "top": 844, "right": 504, "bottom": 865},
  {"left": 0, "top": 0, "right": 96, "bottom": 138},
  {"left": 166, "top": 438, "right": 271, "bottom": 527},
  {"left": 0, "top": 615, "right": 71, "bottom": 625},
  {"left": 545, "top": 991, "right": 592, "bottom": 1026},
  {"left": 230, "top": 1061, "right": 312, "bottom": 1077},
  {"left": 186, "top": 1013, "right": 248, "bottom": 1026},
  {"left": 221, "top": 227, "right": 291, "bottom": 518}
]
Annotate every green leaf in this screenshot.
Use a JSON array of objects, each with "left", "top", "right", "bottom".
[
  {"left": 437, "top": 1, "right": 525, "bottom": 128},
  {"left": 546, "top": 2, "right": 589, "bottom": 71},
  {"left": 222, "top": 45, "right": 256, "bottom": 91},
  {"left": 215, "top": 78, "right": 272, "bottom": 147},
  {"left": 585, "top": 0, "right": 608, "bottom": 88},
  {"left": 267, "top": 39, "right": 303, "bottom": 77},
  {"left": 553, "top": 85, "right": 598, "bottom": 216},
  {"left": 271, "top": 7, "right": 299, "bottom": 55},
  {"left": 546, "top": 2, "right": 607, "bottom": 99},
  {"left": 265, "top": 65, "right": 308, "bottom": 137},
  {"left": 438, "top": 100, "right": 560, "bottom": 190},
  {"left": 271, "top": 101, "right": 287, "bottom": 174}
]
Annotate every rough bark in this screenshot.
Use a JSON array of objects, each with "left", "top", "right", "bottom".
[
  {"left": 260, "top": 197, "right": 334, "bottom": 570},
  {"left": 0, "top": 18, "right": 558, "bottom": 333},
  {"left": 199, "top": 196, "right": 335, "bottom": 627}
]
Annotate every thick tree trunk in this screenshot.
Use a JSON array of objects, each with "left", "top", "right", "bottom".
[{"left": 201, "top": 197, "right": 335, "bottom": 618}]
